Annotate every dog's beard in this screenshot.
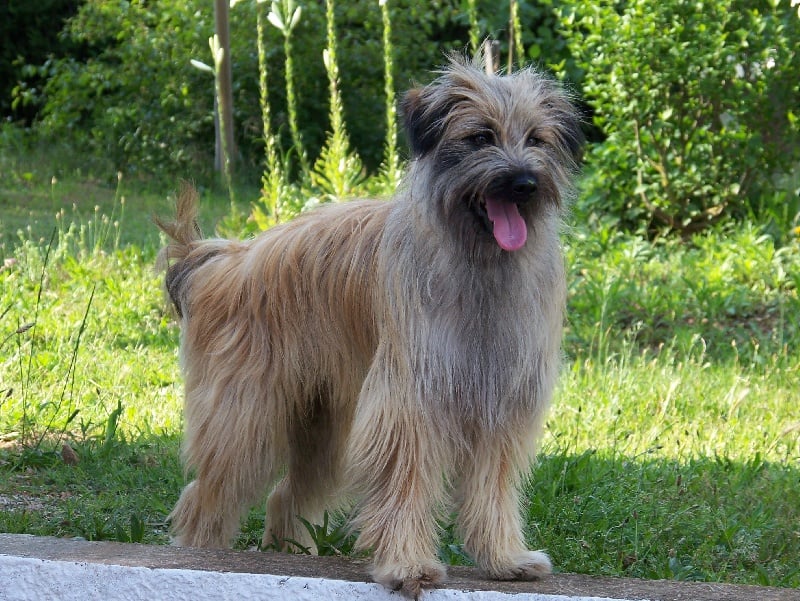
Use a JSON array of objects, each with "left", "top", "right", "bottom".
[
  {"left": 428, "top": 163, "right": 562, "bottom": 257},
  {"left": 420, "top": 137, "right": 567, "bottom": 256}
]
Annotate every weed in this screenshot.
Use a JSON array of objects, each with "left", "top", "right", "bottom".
[{"left": 296, "top": 511, "right": 357, "bottom": 557}]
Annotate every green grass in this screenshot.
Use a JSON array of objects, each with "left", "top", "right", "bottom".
[
  {"left": 0, "top": 128, "right": 256, "bottom": 253},
  {"left": 1, "top": 166, "right": 798, "bottom": 588},
  {"left": 534, "top": 348, "right": 799, "bottom": 585}
]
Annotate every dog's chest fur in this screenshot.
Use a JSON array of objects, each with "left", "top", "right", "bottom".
[{"left": 372, "top": 202, "right": 565, "bottom": 423}]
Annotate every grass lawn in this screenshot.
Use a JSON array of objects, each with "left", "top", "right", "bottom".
[{"left": 1, "top": 164, "right": 799, "bottom": 588}]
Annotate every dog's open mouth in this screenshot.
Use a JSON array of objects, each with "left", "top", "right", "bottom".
[{"left": 478, "top": 197, "right": 527, "bottom": 252}]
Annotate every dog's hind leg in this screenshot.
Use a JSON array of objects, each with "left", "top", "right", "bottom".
[
  {"left": 169, "top": 377, "right": 285, "bottom": 549},
  {"left": 263, "top": 393, "right": 352, "bottom": 552},
  {"left": 455, "top": 425, "right": 551, "bottom": 581}
]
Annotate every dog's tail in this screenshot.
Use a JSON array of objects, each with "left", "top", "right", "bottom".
[
  {"left": 155, "top": 182, "right": 203, "bottom": 264},
  {"left": 155, "top": 182, "right": 205, "bottom": 317}
]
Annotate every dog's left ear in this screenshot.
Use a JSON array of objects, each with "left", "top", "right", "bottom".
[
  {"left": 401, "top": 87, "right": 451, "bottom": 158},
  {"left": 559, "top": 105, "right": 585, "bottom": 164},
  {"left": 543, "top": 85, "right": 585, "bottom": 164}
]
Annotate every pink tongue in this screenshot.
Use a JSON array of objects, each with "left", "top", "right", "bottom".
[{"left": 485, "top": 197, "right": 527, "bottom": 251}]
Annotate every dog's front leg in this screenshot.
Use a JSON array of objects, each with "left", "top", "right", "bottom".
[
  {"left": 456, "top": 426, "right": 551, "bottom": 581},
  {"left": 348, "top": 360, "right": 449, "bottom": 598}
]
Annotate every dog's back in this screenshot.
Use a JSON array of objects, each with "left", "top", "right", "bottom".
[{"left": 156, "top": 189, "right": 388, "bottom": 379}]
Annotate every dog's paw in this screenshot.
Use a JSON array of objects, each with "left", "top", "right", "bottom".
[
  {"left": 486, "top": 550, "right": 552, "bottom": 581},
  {"left": 372, "top": 561, "right": 447, "bottom": 599}
]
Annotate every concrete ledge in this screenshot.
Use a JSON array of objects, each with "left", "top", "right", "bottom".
[{"left": 1, "top": 534, "right": 796, "bottom": 601}]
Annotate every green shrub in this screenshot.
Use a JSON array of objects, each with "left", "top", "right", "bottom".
[
  {"left": 560, "top": 0, "right": 800, "bottom": 235},
  {"left": 18, "top": 0, "right": 452, "bottom": 179},
  {"left": 27, "top": 0, "right": 215, "bottom": 178}
]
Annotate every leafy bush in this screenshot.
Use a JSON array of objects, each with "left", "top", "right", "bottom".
[
  {"left": 24, "top": 0, "right": 215, "bottom": 178},
  {"left": 560, "top": 0, "right": 800, "bottom": 235},
  {"left": 17, "top": 0, "right": 451, "bottom": 179}
]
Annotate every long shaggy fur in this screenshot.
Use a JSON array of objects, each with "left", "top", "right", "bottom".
[{"left": 157, "top": 55, "right": 582, "bottom": 599}]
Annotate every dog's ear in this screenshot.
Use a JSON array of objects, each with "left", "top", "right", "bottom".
[
  {"left": 533, "top": 78, "right": 585, "bottom": 164},
  {"left": 557, "top": 104, "right": 585, "bottom": 165},
  {"left": 401, "top": 87, "right": 451, "bottom": 158}
]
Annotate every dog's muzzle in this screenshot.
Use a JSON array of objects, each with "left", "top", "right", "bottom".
[
  {"left": 477, "top": 171, "right": 538, "bottom": 252},
  {"left": 509, "top": 173, "right": 538, "bottom": 204}
]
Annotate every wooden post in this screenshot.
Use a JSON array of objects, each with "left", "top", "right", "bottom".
[
  {"left": 214, "top": 0, "right": 235, "bottom": 174},
  {"left": 483, "top": 39, "right": 500, "bottom": 74}
]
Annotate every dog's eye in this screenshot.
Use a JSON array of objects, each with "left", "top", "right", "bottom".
[
  {"left": 468, "top": 132, "right": 494, "bottom": 148},
  {"left": 526, "top": 134, "right": 545, "bottom": 148}
]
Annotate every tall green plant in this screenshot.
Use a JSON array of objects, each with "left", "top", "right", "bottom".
[
  {"left": 311, "top": 0, "right": 364, "bottom": 200},
  {"left": 378, "top": 0, "right": 401, "bottom": 190},
  {"left": 268, "top": 0, "right": 310, "bottom": 176},
  {"left": 508, "top": 0, "right": 524, "bottom": 71},
  {"left": 256, "top": 0, "right": 286, "bottom": 225},
  {"left": 466, "top": 0, "right": 480, "bottom": 58}
]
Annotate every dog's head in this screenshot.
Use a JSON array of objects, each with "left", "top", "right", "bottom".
[{"left": 402, "top": 55, "right": 583, "bottom": 253}]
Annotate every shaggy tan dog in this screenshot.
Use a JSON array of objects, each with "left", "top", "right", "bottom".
[{"left": 156, "top": 55, "right": 582, "bottom": 599}]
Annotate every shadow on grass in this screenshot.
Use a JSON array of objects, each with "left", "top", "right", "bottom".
[
  {"left": 528, "top": 450, "right": 800, "bottom": 588},
  {"left": 1, "top": 438, "right": 797, "bottom": 588}
]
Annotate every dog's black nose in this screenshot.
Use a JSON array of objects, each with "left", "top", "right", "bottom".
[{"left": 510, "top": 174, "right": 538, "bottom": 203}]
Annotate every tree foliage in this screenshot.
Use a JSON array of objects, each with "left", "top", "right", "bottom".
[
  {"left": 6, "top": 0, "right": 798, "bottom": 234},
  {"left": 560, "top": 0, "right": 800, "bottom": 234},
  {"left": 19, "top": 0, "right": 216, "bottom": 177},
  {"left": 13, "top": 0, "right": 488, "bottom": 179},
  {"left": 1, "top": 0, "right": 81, "bottom": 122}
]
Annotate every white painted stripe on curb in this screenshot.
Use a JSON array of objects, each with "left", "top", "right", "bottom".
[{"left": 0, "top": 556, "right": 637, "bottom": 601}]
